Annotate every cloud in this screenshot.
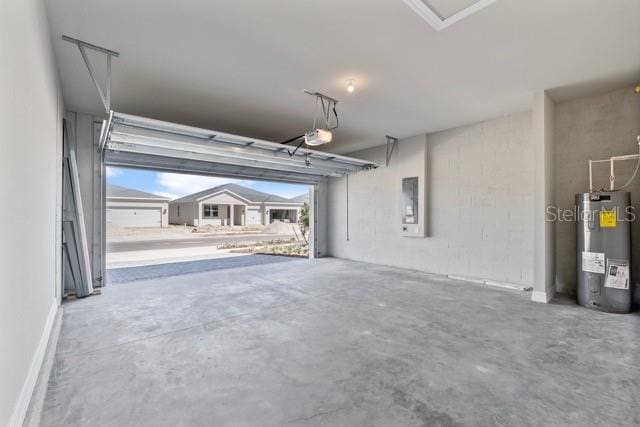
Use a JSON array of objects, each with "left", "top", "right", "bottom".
[
  {"left": 106, "top": 167, "right": 123, "bottom": 178},
  {"left": 155, "top": 172, "right": 248, "bottom": 197}
]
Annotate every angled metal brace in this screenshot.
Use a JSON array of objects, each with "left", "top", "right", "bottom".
[
  {"left": 62, "top": 35, "right": 119, "bottom": 114},
  {"left": 386, "top": 135, "right": 398, "bottom": 166},
  {"left": 304, "top": 90, "right": 340, "bottom": 130}
]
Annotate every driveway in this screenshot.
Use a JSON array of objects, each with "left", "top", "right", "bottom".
[{"left": 106, "top": 254, "right": 296, "bottom": 284}]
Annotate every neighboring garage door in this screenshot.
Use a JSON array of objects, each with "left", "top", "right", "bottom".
[{"left": 107, "top": 207, "right": 161, "bottom": 227}]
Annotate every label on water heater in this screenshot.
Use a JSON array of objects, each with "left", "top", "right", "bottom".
[
  {"left": 599, "top": 210, "right": 617, "bottom": 228},
  {"left": 582, "top": 251, "right": 605, "bottom": 274},
  {"left": 604, "top": 260, "right": 630, "bottom": 290}
]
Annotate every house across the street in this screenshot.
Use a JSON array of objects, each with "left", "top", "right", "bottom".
[
  {"left": 169, "top": 183, "right": 308, "bottom": 226},
  {"left": 106, "top": 184, "right": 170, "bottom": 228}
]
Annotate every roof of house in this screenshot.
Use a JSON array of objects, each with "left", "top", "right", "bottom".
[
  {"left": 106, "top": 184, "right": 170, "bottom": 200},
  {"left": 171, "top": 183, "right": 303, "bottom": 204},
  {"left": 289, "top": 193, "right": 309, "bottom": 203}
]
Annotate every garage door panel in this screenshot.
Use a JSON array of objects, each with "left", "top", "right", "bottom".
[
  {"left": 107, "top": 207, "right": 161, "bottom": 227},
  {"left": 101, "top": 112, "right": 377, "bottom": 185}
]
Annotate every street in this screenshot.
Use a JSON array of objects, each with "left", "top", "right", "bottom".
[{"left": 107, "top": 233, "right": 296, "bottom": 253}]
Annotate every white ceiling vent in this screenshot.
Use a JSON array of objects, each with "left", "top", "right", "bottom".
[{"left": 402, "top": 0, "right": 497, "bottom": 31}]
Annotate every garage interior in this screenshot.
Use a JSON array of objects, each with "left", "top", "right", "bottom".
[{"left": 2, "top": 0, "right": 640, "bottom": 426}]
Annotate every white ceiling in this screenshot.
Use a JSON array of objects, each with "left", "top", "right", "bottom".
[{"left": 45, "top": 0, "right": 640, "bottom": 154}]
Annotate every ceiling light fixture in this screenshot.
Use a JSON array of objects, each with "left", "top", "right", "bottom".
[{"left": 347, "top": 79, "right": 355, "bottom": 93}]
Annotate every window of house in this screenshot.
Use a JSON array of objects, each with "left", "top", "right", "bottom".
[
  {"left": 177, "top": 206, "right": 180, "bottom": 217},
  {"left": 203, "top": 204, "right": 219, "bottom": 218}
]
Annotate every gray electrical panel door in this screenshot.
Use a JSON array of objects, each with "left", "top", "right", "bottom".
[
  {"left": 402, "top": 177, "right": 418, "bottom": 224},
  {"left": 576, "top": 192, "right": 632, "bottom": 313}
]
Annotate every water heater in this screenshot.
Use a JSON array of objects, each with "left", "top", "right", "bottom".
[{"left": 576, "top": 192, "right": 632, "bottom": 313}]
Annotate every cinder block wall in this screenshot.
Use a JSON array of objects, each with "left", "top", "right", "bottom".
[
  {"left": 328, "top": 111, "right": 534, "bottom": 285},
  {"left": 554, "top": 86, "right": 640, "bottom": 298}
]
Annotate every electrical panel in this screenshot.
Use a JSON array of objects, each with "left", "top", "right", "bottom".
[{"left": 401, "top": 177, "right": 424, "bottom": 237}]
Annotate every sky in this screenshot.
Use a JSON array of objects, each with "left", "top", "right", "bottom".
[{"left": 106, "top": 167, "right": 309, "bottom": 200}]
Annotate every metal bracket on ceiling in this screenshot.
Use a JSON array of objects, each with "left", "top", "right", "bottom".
[
  {"left": 62, "top": 35, "right": 120, "bottom": 114},
  {"left": 303, "top": 90, "right": 340, "bottom": 131},
  {"left": 386, "top": 135, "right": 398, "bottom": 166}
]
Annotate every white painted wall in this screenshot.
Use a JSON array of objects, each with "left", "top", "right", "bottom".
[
  {"left": 0, "top": 0, "right": 63, "bottom": 425},
  {"left": 246, "top": 206, "right": 262, "bottom": 225},
  {"left": 532, "top": 91, "right": 556, "bottom": 303},
  {"left": 169, "top": 201, "right": 197, "bottom": 226},
  {"left": 198, "top": 217, "right": 224, "bottom": 226},
  {"left": 328, "top": 112, "right": 534, "bottom": 285},
  {"left": 554, "top": 86, "right": 640, "bottom": 301}
]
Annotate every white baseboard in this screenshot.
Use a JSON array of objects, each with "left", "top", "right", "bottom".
[
  {"left": 8, "top": 299, "right": 59, "bottom": 427},
  {"left": 531, "top": 289, "right": 555, "bottom": 303},
  {"left": 448, "top": 274, "right": 485, "bottom": 285},
  {"left": 483, "top": 280, "right": 533, "bottom": 292},
  {"left": 24, "top": 306, "right": 63, "bottom": 427}
]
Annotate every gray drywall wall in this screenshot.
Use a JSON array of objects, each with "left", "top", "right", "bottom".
[
  {"left": 328, "top": 112, "right": 534, "bottom": 285},
  {"left": 554, "top": 86, "right": 640, "bottom": 300},
  {"left": 0, "top": 0, "right": 63, "bottom": 424}
]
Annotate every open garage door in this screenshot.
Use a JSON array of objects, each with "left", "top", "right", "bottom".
[
  {"left": 99, "top": 112, "right": 376, "bottom": 184},
  {"left": 96, "top": 111, "right": 377, "bottom": 284}
]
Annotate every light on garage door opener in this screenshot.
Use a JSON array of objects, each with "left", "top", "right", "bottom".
[{"left": 304, "top": 128, "right": 333, "bottom": 146}]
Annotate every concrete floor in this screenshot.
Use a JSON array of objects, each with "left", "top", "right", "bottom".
[{"left": 41, "top": 257, "right": 639, "bottom": 426}]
